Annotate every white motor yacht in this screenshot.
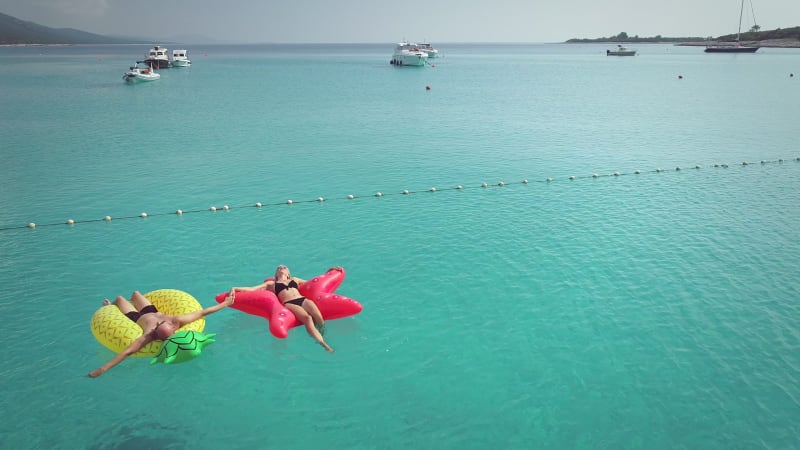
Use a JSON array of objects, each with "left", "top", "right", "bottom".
[
  {"left": 390, "top": 42, "right": 428, "bottom": 67},
  {"left": 417, "top": 42, "right": 439, "bottom": 58},
  {"left": 144, "top": 45, "right": 171, "bottom": 69}
]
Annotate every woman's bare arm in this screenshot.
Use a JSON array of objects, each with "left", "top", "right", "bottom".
[
  {"left": 231, "top": 281, "right": 268, "bottom": 292},
  {"left": 88, "top": 334, "right": 149, "bottom": 378},
  {"left": 175, "top": 294, "right": 235, "bottom": 325}
]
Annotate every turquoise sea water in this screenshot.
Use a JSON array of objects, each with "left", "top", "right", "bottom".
[{"left": 1, "top": 43, "right": 799, "bottom": 449}]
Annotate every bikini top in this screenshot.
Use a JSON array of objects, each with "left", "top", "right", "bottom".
[{"left": 274, "top": 279, "right": 298, "bottom": 296}]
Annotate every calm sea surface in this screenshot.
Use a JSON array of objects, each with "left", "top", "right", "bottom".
[{"left": 1, "top": 43, "right": 799, "bottom": 449}]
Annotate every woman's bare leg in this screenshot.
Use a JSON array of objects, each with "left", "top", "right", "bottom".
[
  {"left": 112, "top": 296, "right": 136, "bottom": 314},
  {"left": 303, "top": 300, "right": 325, "bottom": 329},
  {"left": 285, "top": 303, "right": 334, "bottom": 352},
  {"left": 130, "top": 291, "right": 153, "bottom": 310}
]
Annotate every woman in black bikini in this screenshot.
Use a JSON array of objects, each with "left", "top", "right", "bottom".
[
  {"left": 88, "top": 290, "right": 235, "bottom": 377},
  {"left": 232, "top": 265, "right": 337, "bottom": 352}
]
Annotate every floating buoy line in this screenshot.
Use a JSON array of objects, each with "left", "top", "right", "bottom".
[{"left": 5, "top": 157, "right": 798, "bottom": 232}]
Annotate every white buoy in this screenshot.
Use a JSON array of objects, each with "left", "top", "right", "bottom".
[
  {"left": 742, "top": 161, "right": 748, "bottom": 166},
  {"left": 482, "top": 182, "right": 488, "bottom": 188},
  {"left": 569, "top": 176, "right": 575, "bottom": 180},
  {"left": 176, "top": 209, "right": 183, "bottom": 215},
  {"left": 375, "top": 192, "right": 383, "bottom": 197},
  {"left": 614, "top": 172, "right": 620, "bottom": 176},
  {"left": 456, "top": 185, "right": 463, "bottom": 190},
  {"left": 104, "top": 216, "right": 112, "bottom": 222},
  {"left": 656, "top": 168, "right": 663, "bottom": 173},
  {"left": 402, "top": 190, "right": 409, "bottom": 195},
  {"left": 675, "top": 167, "right": 681, "bottom": 171},
  {"left": 348, "top": 194, "right": 354, "bottom": 199},
  {"left": 634, "top": 170, "right": 640, "bottom": 174},
  {"left": 546, "top": 177, "right": 553, "bottom": 182},
  {"left": 317, "top": 197, "right": 324, "bottom": 202},
  {"left": 522, "top": 179, "right": 529, "bottom": 184},
  {"left": 210, "top": 206, "right": 217, "bottom": 211},
  {"left": 66, "top": 219, "right": 74, "bottom": 225},
  {"left": 498, "top": 182, "right": 505, "bottom": 186},
  {"left": 430, "top": 187, "right": 436, "bottom": 192},
  {"left": 223, "top": 205, "right": 230, "bottom": 210},
  {"left": 761, "top": 160, "right": 766, "bottom": 164},
  {"left": 287, "top": 200, "right": 293, "bottom": 205},
  {"left": 592, "top": 173, "right": 598, "bottom": 178},
  {"left": 28, "top": 223, "right": 36, "bottom": 229},
  {"left": 256, "top": 202, "right": 263, "bottom": 207},
  {"left": 695, "top": 165, "right": 700, "bottom": 169},
  {"left": 140, "top": 212, "right": 148, "bottom": 218}
]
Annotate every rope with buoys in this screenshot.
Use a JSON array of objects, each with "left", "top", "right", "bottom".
[{"left": 5, "top": 157, "right": 798, "bottom": 232}]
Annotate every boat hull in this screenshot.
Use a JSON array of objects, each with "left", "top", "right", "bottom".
[
  {"left": 171, "top": 59, "right": 191, "bottom": 67},
  {"left": 704, "top": 46, "right": 759, "bottom": 53},
  {"left": 143, "top": 58, "right": 171, "bottom": 69},
  {"left": 123, "top": 73, "right": 160, "bottom": 83},
  {"left": 390, "top": 54, "right": 427, "bottom": 66},
  {"left": 607, "top": 51, "right": 636, "bottom": 56}
]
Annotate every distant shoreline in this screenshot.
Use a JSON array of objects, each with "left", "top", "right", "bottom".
[
  {"left": 0, "top": 43, "right": 73, "bottom": 47},
  {"left": 3, "top": 40, "right": 800, "bottom": 48},
  {"left": 565, "top": 39, "right": 800, "bottom": 48},
  {"left": 675, "top": 38, "right": 800, "bottom": 48}
]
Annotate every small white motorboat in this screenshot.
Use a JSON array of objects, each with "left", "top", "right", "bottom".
[
  {"left": 606, "top": 45, "right": 637, "bottom": 56},
  {"left": 171, "top": 49, "right": 191, "bottom": 67},
  {"left": 390, "top": 42, "right": 428, "bottom": 66},
  {"left": 123, "top": 64, "right": 161, "bottom": 83}
]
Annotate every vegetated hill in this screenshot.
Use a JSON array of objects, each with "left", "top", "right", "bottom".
[
  {"left": 567, "top": 27, "right": 800, "bottom": 43},
  {"left": 0, "top": 12, "right": 144, "bottom": 44},
  {"left": 566, "top": 32, "right": 705, "bottom": 43},
  {"left": 718, "top": 26, "right": 800, "bottom": 42}
]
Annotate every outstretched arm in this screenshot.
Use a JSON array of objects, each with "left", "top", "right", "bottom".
[
  {"left": 231, "top": 281, "right": 269, "bottom": 292},
  {"left": 88, "top": 335, "right": 149, "bottom": 378},
  {"left": 175, "top": 293, "right": 235, "bottom": 326}
]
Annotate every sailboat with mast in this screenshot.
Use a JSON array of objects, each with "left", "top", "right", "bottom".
[{"left": 705, "top": 0, "right": 759, "bottom": 52}]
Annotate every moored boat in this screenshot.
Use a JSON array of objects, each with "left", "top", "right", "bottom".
[
  {"left": 390, "top": 42, "right": 428, "bottom": 66},
  {"left": 144, "top": 45, "right": 171, "bottom": 69},
  {"left": 122, "top": 64, "right": 161, "bottom": 83},
  {"left": 606, "top": 45, "right": 637, "bottom": 56},
  {"left": 417, "top": 42, "right": 439, "bottom": 58},
  {"left": 705, "top": 0, "right": 760, "bottom": 53},
  {"left": 171, "top": 49, "right": 191, "bottom": 67}
]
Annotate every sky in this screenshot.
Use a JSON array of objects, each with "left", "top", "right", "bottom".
[{"left": 1, "top": 0, "right": 797, "bottom": 43}]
